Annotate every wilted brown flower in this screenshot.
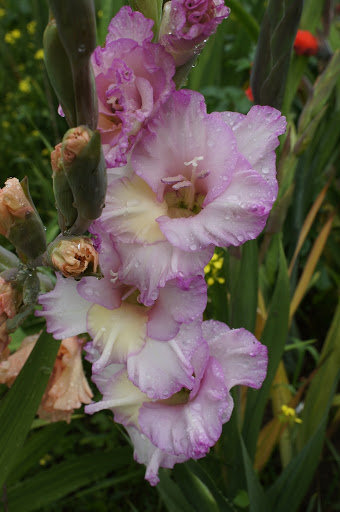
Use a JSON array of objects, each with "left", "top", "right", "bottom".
[{"left": 50, "top": 238, "right": 99, "bottom": 277}]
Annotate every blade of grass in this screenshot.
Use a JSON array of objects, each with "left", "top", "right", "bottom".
[
  {"left": 290, "top": 211, "right": 335, "bottom": 319},
  {"left": 0, "top": 329, "right": 61, "bottom": 488},
  {"left": 288, "top": 179, "right": 331, "bottom": 276}
]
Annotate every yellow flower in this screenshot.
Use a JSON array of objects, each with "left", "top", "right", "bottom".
[
  {"left": 97, "top": 9, "right": 103, "bottom": 18},
  {"left": 280, "top": 404, "right": 302, "bottom": 424},
  {"left": 31, "top": 130, "right": 39, "bottom": 137},
  {"left": 1, "top": 121, "right": 10, "bottom": 129},
  {"left": 205, "top": 251, "right": 225, "bottom": 286},
  {"left": 34, "top": 48, "right": 44, "bottom": 60},
  {"left": 0, "top": 8, "right": 5, "bottom": 18},
  {"left": 18, "top": 78, "right": 31, "bottom": 93},
  {"left": 41, "top": 148, "right": 50, "bottom": 156},
  {"left": 27, "top": 20, "right": 36, "bottom": 35},
  {"left": 4, "top": 29, "right": 21, "bottom": 44}
]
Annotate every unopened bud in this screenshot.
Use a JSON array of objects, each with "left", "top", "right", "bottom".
[
  {"left": 62, "top": 127, "right": 91, "bottom": 165},
  {"left": 49, "top": 0, "right": 98, "bottom": 130},
  {"left": 61, "top": 127, "right": 106, "bottom": 228},
  {"left": 46, "top": 236, "right": 99, "bottom": 278},
  {"left": 51, "top": 143, "right": 77, "bottom": 231},
  {"left": 43, "top": 19, "right": 77, "bottom": 127},
  {"left": 0, "top": 178, "right": 47, "bottom": 262}
]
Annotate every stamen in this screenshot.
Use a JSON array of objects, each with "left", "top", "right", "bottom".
[
  {"left": 161, "top": 174, "right": 186, "bottom": 184},
  {"left": 172, "top": 180, "right": 192, "bottom": 190},
  {"left": 110, "top": 269, "right": 119, "bottom": 283},
  {"left": 184, "top": 156, "right": 204, "bottom": 167}
]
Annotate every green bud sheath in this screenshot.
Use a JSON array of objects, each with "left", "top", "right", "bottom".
[
  {"left": 53, "top": 169, "right": 78, "bottom": 231},
  {"left": 43, "top": 19, "right": 77, "bottom": 127},
  {"left": 62, "top": 127, "right": 107, "bottom": 224},
  {"left": 49, "top": 0, "right": 98, "bottom": 130}
]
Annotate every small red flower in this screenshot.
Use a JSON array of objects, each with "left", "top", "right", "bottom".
[
  {"left": 245, "top": 86, "right": 254, "bottom": 102},
  {"left": 294, "top": 30, "right": 319, "bottom": 56}
]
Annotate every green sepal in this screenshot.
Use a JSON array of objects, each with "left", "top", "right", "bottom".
[
  {"left": 43, "top": 18, "right": 77, "bottom": 127},
  {"left": 62, "top": 128, "right": 107, "bottom": 225}
]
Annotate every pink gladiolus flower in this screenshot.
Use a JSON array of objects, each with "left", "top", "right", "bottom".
[
  {"left": 85, "top": 320, "right": 268, "bottom": 485},
  {"left": 159, "top": 0, "right": 230, "bottom": 65},
  {"left": 0, "top": 335, "right": 93, "bottom": 423},
  {"left": 100, "top": 89, "right": 286, "bottom": 254},
  {"left": 92, "top": 6, "right": 176, "bottom": 168}
]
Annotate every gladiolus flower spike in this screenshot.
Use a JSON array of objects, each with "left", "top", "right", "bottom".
[{"left": 37, "top": 5, "right": 286, "bottom": 486}]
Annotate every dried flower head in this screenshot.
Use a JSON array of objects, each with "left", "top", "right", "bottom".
[{"left": 51, "top": 238, "right": 99, "bottom": 278}]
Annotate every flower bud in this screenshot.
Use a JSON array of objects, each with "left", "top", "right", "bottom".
[
  {"left": 0, "top": 178, "right": 47, "bottom": 262},
  {"left": 159, "top": 0, "right": 230, "bottom": 66},
  {"left": 62, "top": 127, "right": 91, "bottom": 165},
  {"left": 49, "top": 0, "right": 98, "bottom": 130},
  {"left": 46, "top": 236, "right": 99, "bottom": 278},
  {"left": 61, "top": 127, "right": 107, "bottom": 229},
  {"left": 43, "top": 18, "right": 77, "bottom": 127},
  {"left": 51, "top": 143, "right": 77, "bottom": 231}
]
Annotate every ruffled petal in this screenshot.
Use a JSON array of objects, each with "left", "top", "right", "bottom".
[
  {"left": 87, "top": 303, "right": 148, "bottom": 372},
  {"left": 126, "top": 426, "right": 188, "bottom": 486},
  {"left": 36, "top": 274, "right": 90, "bottom": 340},
  {"left": 115, "top": 240, "right": 213, "bottom": 306},
  {"left": 203, "top": 320, "right": 268, "bottom": 390},
  {"left": 147, "top": 276, "right": 207, "bottom": 341},
  {"left": 127, "top": 321, "right": 204, "bottom": 399},
  {"left": 220, "top": 105, "right": 286, "bottom": 195},
  {"left": 139, "top": 357, "right": 229, "bottom": 458},
  {"left": 107, "top": 6, "right": 154, "bottom": 45}
]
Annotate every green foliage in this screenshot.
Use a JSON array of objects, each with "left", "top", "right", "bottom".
[{"left": 1, "top": 0, "right": 340, "bottom": 510}]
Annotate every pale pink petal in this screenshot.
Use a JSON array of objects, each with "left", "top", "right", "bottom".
[
  {"left": 115, "top": 240, "right": 214, "bottom": 306},
  {"left": 132, "top": 90, "right": 237, "bottom": 204},
  {"left": 36, "top": 274, "right": 90, "bottom": 340},
  {"left": 139, "top": 357, "right": 230, "bottom": 458},
  {"left": 147, "top": 276, "right": 207, "bottom": 341},
  {"left": 126, "top": 426, "right": 188, "bottom": 486},
  {"left": 107, "top": 6, "right": 154, "bottom": 45},
  {"left": 85, "top": 368, "right": 151, "bottom": 427},
  {"left": 220, "top": 105, "right": 286, "bottom": 194},
  {"left": 203, "top": 320, "right": 268, "bottom": 390},
  {"left": 127, "top": 321, "right": 204, "bottom": 399}
]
